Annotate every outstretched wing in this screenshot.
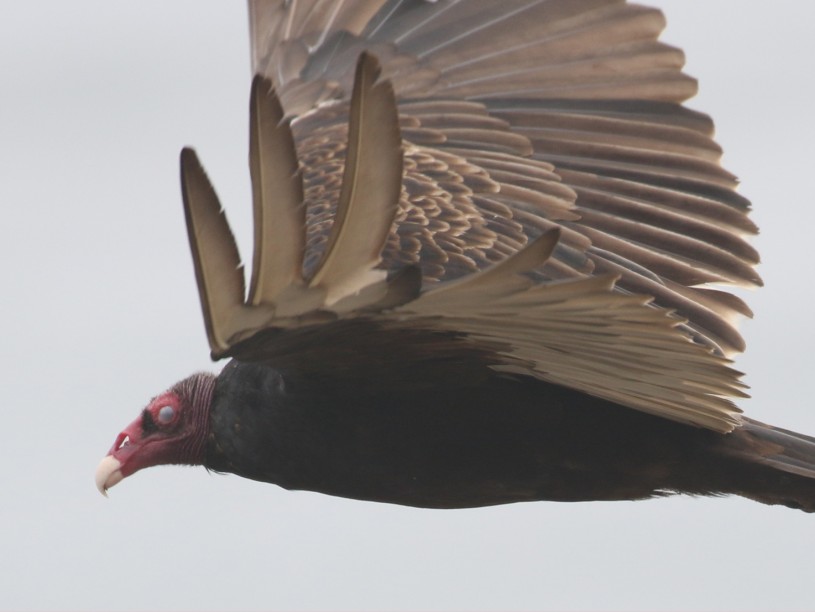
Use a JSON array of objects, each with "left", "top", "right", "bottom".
[
  {"left": 181, "top": 1, "right": 758, "bottom": 433},
  {"left": 250, "top": 0, "right": 758, "bottom": 357}
]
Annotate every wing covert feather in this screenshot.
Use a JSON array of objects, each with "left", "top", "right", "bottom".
[
  {"left": 180, "top": 148, "right": 246, "bottom": 353},
  {"left": 248, "top": 75, "right": 306, "bottom": 305},
  {"left": 307, "top": 53, "right": 404, "bottom": 303}
]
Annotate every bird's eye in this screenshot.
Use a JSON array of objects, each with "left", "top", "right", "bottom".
[{"left": 157, "top": 405, "right": 175, "bottom": 423}]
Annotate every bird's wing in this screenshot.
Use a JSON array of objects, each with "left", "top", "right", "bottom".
[
  {"left": 182, "top": 53, "right": 409, "bottom": 353},
  {"left": 181, "top": 0, "right": 758, "bottom": 432},
  {"left": 249, "top": 0, "right": 758, "bottom": 357}
]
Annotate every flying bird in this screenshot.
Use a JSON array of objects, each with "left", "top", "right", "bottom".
[{"left": 96, "top": 0, "right": 815, "bottom": 511}]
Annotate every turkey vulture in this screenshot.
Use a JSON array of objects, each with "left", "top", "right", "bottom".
[{"left": 96, "top": 0, "right": 815, "bottom": 511}]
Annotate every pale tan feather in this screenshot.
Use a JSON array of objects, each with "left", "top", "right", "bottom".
[
  {"left": 179, "top": 148, "right": 247, "bottom": 354},
  {"left": 398, "top": 237, "right": 745, "bottom": 432},
  {"left": 180, "top": 53, "right": 412, "bottom": 355},
  {"left": 247, "top": 75, "right": 306, "bottom": 305},
  {"left": 308, "top": 52, "right": 404, "bottom": 304}
]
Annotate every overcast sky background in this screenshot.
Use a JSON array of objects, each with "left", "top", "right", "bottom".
[{"left": 2, "top": 1, "right": 815, "bottom": 610}]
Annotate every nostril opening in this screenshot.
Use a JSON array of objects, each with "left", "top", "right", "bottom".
[{"left": 115, "top": 433, "right": 131, "bottom": 451}]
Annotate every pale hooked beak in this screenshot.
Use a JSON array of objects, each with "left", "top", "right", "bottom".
[{"left": 95, "top": 455, "right": 123, "bottom": 497}]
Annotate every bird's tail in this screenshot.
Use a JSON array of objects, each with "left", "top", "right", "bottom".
[{"left": 717, "top": 418, "right": 815, "bottom": 512}]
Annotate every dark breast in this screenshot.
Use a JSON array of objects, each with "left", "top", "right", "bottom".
[{"left": 205, "top": 324, "right": 727, "bottom": 508}]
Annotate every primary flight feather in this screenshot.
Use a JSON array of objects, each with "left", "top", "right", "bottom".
[{"left": 97, "top": 0, "right": 815, "bottom": 512}]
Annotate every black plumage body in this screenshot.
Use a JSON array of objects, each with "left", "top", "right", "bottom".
[{"left": 205, "top": 323, "right": 815, "bottom": 510}]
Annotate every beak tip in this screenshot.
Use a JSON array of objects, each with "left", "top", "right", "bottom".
[{"left": 95, "top": 455, "right": 123, "bottom": 497}]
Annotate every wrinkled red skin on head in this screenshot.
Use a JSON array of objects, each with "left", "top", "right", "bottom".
[{"left": 105, "top": 391, "right": 207, "bottom": 479}]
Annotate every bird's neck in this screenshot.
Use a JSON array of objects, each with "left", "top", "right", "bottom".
[{"left": 172, "top": 372, "right": 218, "bottom": 466}]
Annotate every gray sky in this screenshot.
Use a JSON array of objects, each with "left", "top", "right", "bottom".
[{"left": 2, "top": 2, "right": 815, "bottom": 610}]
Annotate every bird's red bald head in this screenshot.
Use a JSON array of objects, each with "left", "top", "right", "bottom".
[{"left": 96, "top": 372, "right": 217, "bottom": 495}]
